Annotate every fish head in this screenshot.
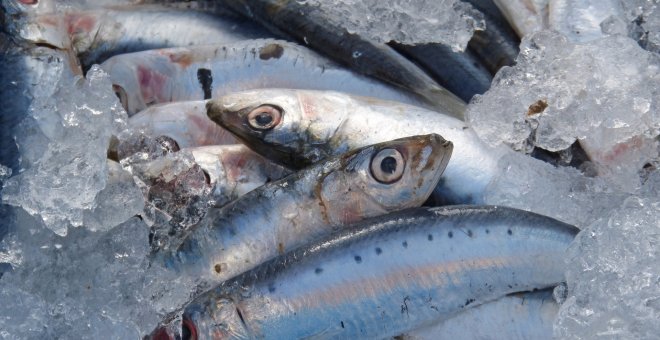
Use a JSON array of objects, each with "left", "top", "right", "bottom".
[
  {"left": 317, "top": 134, "right": 453, "bottom": 225},
  {"left": 148, "top": 298, "right": 249, "bottom": 340},
  {"left": 207, "top": 89, "right": 351, "bottom": 168}
]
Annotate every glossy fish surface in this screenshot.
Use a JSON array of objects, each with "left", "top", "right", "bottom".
[
  {"left": 154, "top": 206, "right": 577, "bottom": 339},
  {"left": 399, "top": 289, "right": 558, "bottom": 340},
  {"left": 129, "top": 101, "right": 239, "bottom": 148},
  {"left": 209, "top": 89, "right": 506, "bottom": 204},
  {"left": 100, "top": 39, "right": 428, "bottom": 116},
  {"left": 165, "top": 134, "right": 453, "bottom": 291}
]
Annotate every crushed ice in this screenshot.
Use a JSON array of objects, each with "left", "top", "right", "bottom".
[{"left": 306, "top": 0, "right": 485, "bottom": 51}]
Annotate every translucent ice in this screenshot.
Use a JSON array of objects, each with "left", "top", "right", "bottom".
[
  {"left": 2, "top": 66, "right": 128, "bottom": 235},
  {"left": 555, "top": 193, "right": 660, "bottom": 339},
  {"left": 0, "top": 208, "right": 196, "bottom": 339},
  {"left": 467, "top": 31, "right": 660, "bottom": 189},
  {"left": 306, "top": 0, "right": 485, "bottom": 51}
]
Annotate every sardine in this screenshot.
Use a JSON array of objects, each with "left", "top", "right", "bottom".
[
  {"left": 399, "top": 289, "right": 558, "bottom": 340},
  {"left": 150, "top": 0, "right": 466, "bottom": 118},
  {"left": 189, "top": 144, "right": 291, "bottom": 207},
  {"left": 100, "top": 39, "right": 428, "bottom": 116},
  {"left": 208, "top": 89, "right": 507, "bottom": 204},
  {"left": 129, "top": 101, "right": 239, "bottom": 148},
  {"left": 8, "top": 6, "right": 271, "bottom": 68},
  {"left": 151, "top": 206, "right": 577, "bottom": 339},
  {"left": 165, "top": 134, "right": 453, "bottom": 291}
]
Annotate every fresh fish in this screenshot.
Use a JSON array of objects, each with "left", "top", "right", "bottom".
[
  {"left": 398, "top": 289, "right": 558, "bottom": 340},
  {"left": 151, "top": 206, "right": 578, "bottom": 339},
  {"left": 189, "top": 144, "right": 291, "bottom": 206},
  {"left": 463, "top": 0, "right": 520, "bottom": 74},
  {"left": 100, "top": 39, "right": 429, "bottom": 116},
  {"left": 129, "top": 101, "right": 239, "bottom": 148},
  {"left": 7, "top": 6, "right": 270, "bottom": 68},
  {"left": 493, "top": 0, "right": 549, "bottom": 38},
  {"left": 165, "top": 134, "right": 453, "bottom": 291},
  {"left": 208, "top": 89, "right": 507, "bottom": 204},
  {"left": 163, "top": 0, "right": 466, "bottom": 118},
  {"left": 390, "top": 42, "right": 493, "bottom": 103}
]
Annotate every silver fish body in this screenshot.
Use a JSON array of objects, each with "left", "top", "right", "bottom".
[
  {"left": 209, "top": 89, "right": 507, "bottom": 204},
  {"left": 165, "top": 134, "right": 453, "bottom": 291},
  {"left": 8, "top": 6, "right": 271, "bottom": 68},
  {"left": 100, "top": 39, "right": 428, "bottom": 115},
  {"left": 129, "top": 101, "right": 239, "bottom": 148},
  {"left": 399, "top": 289, "right": 558, "bottom": 340},
  {"left": 160, "top": 206, "right": 577, "bottom": 339}
]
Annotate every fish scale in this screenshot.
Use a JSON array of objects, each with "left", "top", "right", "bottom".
[{"left": 172, "top": 205, "right": 578, "bottom": 339}]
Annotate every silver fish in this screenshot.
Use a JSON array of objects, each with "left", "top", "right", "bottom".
[
  {"left": 208, "top": 89, "right": 507, "bottom": 204},
  {"left": 100, "top": 39, "right": 428, "bottom": 116},
  {"left": 7, "top": 5, "right": 270, "bottom": 68},
  {"left": 165, "top": 134, "right": 453, "bottom": 291},
  {"left": 129, "top": 101, "right": 239, "bottom": 148},
  {"left": 152, "top": 206, "right": 577, "bottom": 339},
  {"left": 141, "top": 0, "right": 467, "bottom": 118},
  {"left": 398, "top": 289, "right": 558, "bottom": 340}
]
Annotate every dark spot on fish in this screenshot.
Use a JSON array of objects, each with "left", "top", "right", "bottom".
[
  {"left": 315, "top": 268, "right": 323, "bottom": 274},
  {"left": 196, "top": 68, "right": 213, "bottom": 99},
  {"left": 259, "top": 43, "right": 284, "bottom": 60},
  {"left": 236, "top": 307, "right": 247, "bottom": 327},
  {"left": 508, "top": 229, "right": 513, "bottom": 235},
  {"left": 401, "top": 296, "right": 410, "bottom": 317},
  {"left": 340, "top": 321, "right": 345, "bottom": 329},
  {"left": 278, "top": 242, "right": 285, "bottom": 255},
  {"left": 354, "top": 255, "right": 362, "bottom": 263},
  {"left": 375, "top": 247, "right": 382, "bottom": 255},
  {"left": 508, "top": 285, "right": 513, "bottom": 289},
  {"left": 467, "top": 230, "right": 473, "bottom": 237},
  {"left": 402, "top": 241, "right": 408, "bottom": 248},
  {"left": 527, "top": 99, "right": 548, "bottom": 116},
  {"left": 485, "top": 229, "right": 490, "bottom": 234},
  {"left": 268, "top": 283, "right": 276, "bottom": 293},
  {"left": 448, "top": 231, "right": 453, "bottom": 238},
  {"left": 427, "top": 234, "right": 433, "bottom": 241},
  {"left": 464, "top": 298, "right": 475, "bottom": 307},
  {"left": 214, "top": 264, "right": 222, "bottom": 273}
]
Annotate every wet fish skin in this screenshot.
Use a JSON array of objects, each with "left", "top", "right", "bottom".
[
  {"left": 211, "top": 0, "right": 467, "bottom": 118},
  {"left": 101, "top": 39, "right": 427, "bottom": 116},
  {"left": 189, "top": 144, "right": 291, "bottom": 207},
  {"left": 160, "top": 206, "right": 577, "bottom": 339},
  {"left": 129, "top": 100, "right": 240, "bottom": 148},
  {"left": 10, "top": 6, "right": 271, "bottom": 68},
  {"left": 398, "top": 289, "right": 558, "bottom": 340},
  {"left": 208, "top": 89, "right": 506, "bottom": 204},
  {"left": 391, "top": 42, "right": 493, "bottom": 103},
  {"left": 165, "top": 134, "right": 453, "bottom": 291}
]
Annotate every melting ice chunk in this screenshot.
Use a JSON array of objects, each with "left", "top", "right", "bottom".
[
  {"left": 305, "top": 0, "right": 485, "bottom": 51},
  {"left": 1, "top": 66, "right": 128, "bottom": 235},
  {"left": 467, "top": 31, "right": 659, "bottom": 189}
]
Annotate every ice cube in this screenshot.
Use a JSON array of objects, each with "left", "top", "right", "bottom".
[
  {"left": 2, "top": 66, "right": 128, "bottom": 235},
  {"left": 555, "top": 194, "right": 660, "bottom": 339},
  {"left": 305, "top": 0, "right": 485, "bottom": 51},
  {"left": 466, "top": 31, "right": 660, "bottom": 189}
]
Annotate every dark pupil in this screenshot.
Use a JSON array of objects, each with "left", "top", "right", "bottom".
[
  {"left": 255, "top": 112, "right": 273, "bottom": 126},
  {"left": 380, "top": 156, "right": 397, "bottom": 174},
  {"left": 182, "top": 323, "right": 192, "bottom": 340}
]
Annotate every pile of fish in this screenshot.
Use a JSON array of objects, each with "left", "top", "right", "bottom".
[{"left": 1, "top": 0, "right": 657, "bottom": 339}]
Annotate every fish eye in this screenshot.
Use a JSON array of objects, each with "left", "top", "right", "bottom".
[
  {"left": 182, "top": 318, "right": 197, "bottom": 340},
  {"left": 370, "top": 148, "right": 405, "bottom": 184},
  {"left": 247, "top": 105, "right": 282, "bottom": 130},
  {"left": 112, "top": 84, "right": 129, "bottom": 114}
]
